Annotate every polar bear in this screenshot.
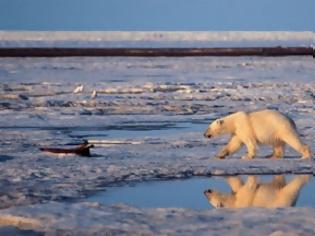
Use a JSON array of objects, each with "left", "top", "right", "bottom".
[
  {"left": 203, "top": 109, "right": 311, "bottom": 160},
  {"left": 204, "top": 175, "right": 310, "bottom": 208}
]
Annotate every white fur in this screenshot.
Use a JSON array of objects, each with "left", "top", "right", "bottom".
[{"left": 204, "top": 109, "right": 311, "bottom": 159}]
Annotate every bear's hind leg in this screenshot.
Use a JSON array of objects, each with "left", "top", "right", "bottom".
[
  {"left": 278, "top": 175, "right": 311, "bottom": 207},
  {"left": 281, "top": 132, "right": 311, "bottom": 159}
]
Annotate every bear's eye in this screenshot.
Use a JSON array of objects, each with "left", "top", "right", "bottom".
[{"left": 217, "top": 120, "right": 224, "bottom": 125}]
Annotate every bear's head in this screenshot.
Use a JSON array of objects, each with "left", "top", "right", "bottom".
[
  {"left": 204, "top": 189, "right": 235, "bottom": 208},
  {"left": 204, "top": 119, "right": 227, "bottom": 138}
]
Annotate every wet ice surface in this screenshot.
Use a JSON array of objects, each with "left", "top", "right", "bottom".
[{"left": 0, "top": 56, "right": 315, "bottom": 234}]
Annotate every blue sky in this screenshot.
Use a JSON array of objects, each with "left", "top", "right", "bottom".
[{"left": 0, "top": 0, "right": 314, "bottom": 31}]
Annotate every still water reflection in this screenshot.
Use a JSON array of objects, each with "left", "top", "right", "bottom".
[
  {"left": 204, "top": 175, "right": 310, "bottom": 208},
  {"left": 87, "top": 175, "right": 313, "bottom": 210}
]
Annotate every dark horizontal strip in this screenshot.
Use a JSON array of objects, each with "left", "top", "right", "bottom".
[{"left": 0, "top": 47, "right": 314, "bottom": 57}]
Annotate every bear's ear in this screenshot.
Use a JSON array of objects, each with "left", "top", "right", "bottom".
[{"left": 217, "top": 119, "right": 224, "bottom": 125}]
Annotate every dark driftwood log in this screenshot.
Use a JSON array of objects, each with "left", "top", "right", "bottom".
[
  {"left": 0, "top": 47, "right": 314, "bottom": 57},
  {"left": 40, "top": 143, "right": 94, "bottom": 157}
]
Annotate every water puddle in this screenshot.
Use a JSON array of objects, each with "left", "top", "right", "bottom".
[
  {"left": 0, "top": 121, "right": 207, "bottom": 145},
  {"left": 69, "top": 121, "right": 207, "bottom": 140},
  {"left": 87, "top": 175, "right": 314, "bottom": 210}
]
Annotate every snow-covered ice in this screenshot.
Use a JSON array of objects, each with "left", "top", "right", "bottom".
[
  {"left": 2, "top": 202, "right": 315, "bottom": 235},
  {"left": 0, "top": 36, "right": 315, "bottom": 234}
]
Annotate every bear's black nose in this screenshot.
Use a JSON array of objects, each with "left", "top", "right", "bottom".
[
  {"left": 204, "top": 133, "right": 212, "bottom": 138},
  {"left": 204, "top": 189, "right": 212, "bottom": 194}
]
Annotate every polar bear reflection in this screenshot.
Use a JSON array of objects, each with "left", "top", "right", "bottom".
[{"left": 204, "top": 175, "right": 310, "bottom": 208}]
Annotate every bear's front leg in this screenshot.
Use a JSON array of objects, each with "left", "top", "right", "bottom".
[
  {"left": 242, "top": 139, "right": 257, "bottom": 160},
  {"left": 215, "top": 136, "right": 243, "bottom": 159},
  {"left": 215, "top": 148, "right": 229, "bottom": 159}
]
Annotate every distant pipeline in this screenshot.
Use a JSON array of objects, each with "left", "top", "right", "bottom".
[{"left": 0, "top": 47, "right": 314, "bottom": 57}]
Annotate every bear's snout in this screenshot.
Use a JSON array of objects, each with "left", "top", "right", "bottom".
[
  {"left": 204, "top": 132, "right": 212, "bottom": 138},
  {"left": 204, "top": 189, "right": 212, "bottom": 195}
]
